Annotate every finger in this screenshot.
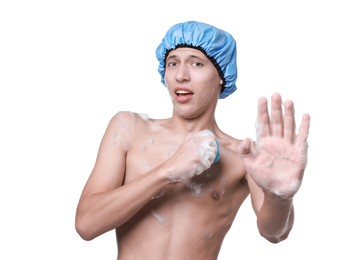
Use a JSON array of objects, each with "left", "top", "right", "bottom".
[
  {"left": 238, "top": 138, "right": 256, "bottom": 166},
  {"left": 296, "top": 113, "right": 310, "bottom": 146},
  {"left": 283, "top": 100, "right": 296, "bottom": 143},
  {"left": 256, "top": 97, "right": 271, "bottom": 141},
  {"left": 238, "top": 138, "right": 255, "bottom": 155},
  {"left": 271, "top": 92, "right": 284, "bottom": 137}
]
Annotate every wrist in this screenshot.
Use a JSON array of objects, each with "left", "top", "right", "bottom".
[{"left": 264, "top": 190, "right": 294, "bottom": 203}]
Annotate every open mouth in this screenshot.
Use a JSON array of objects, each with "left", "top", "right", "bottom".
[{"left": 175, "top": 90, "right": 194, "bottom": 96}]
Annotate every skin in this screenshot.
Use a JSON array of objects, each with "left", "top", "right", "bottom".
[{"left": 75, "top": 48, "right": 310, "bottom": 260}]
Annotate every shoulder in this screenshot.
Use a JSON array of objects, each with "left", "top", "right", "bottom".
[
  {"left": 216, "top": 130, "right": 257, "bottom": 155},
  {"left": 216, "top": 132, "right": 248, "bottom": 186},
  {"left": 109, "top": 111, "right": 152, "bottom": 130},
  {"left": 105, "top": 111, "right": 153, "bottom": 151},
  {"left": 108, "top": 111, "right": 160, "bottom": 141},
  {"left": 216, "top": 131, "right": 242, "bottom": 154},
  {"left": 217, "top": 132, "right": 244, "bottom": 165}
]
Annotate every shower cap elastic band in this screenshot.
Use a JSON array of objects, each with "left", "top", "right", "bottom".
[{"left": 155, "top": 21, "right": 237, "bottom": 99}]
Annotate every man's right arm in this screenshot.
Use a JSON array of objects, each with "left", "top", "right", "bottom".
[{"left": 75, "top": 112, "right": 170, "bottom": 241}]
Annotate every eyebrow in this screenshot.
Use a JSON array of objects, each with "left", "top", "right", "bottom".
[{"left": 166, "top": 54, "right": 205, "bottom": 61}]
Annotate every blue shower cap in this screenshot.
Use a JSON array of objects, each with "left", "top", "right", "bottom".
[{"left": 155, "top": 21, "right": 237, "bottom": 99}]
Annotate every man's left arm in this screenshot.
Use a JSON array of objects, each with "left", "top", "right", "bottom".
[{"left": 239, "top": 92, "right": 310, "bottom": 242}]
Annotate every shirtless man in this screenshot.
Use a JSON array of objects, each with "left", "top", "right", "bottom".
[{"left": 75, "top": 21, "right": 310, "bottom": 260}]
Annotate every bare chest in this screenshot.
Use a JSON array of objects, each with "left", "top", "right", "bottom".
[{"left": 125, "top": 133, "right": 180, "bottom": 178}]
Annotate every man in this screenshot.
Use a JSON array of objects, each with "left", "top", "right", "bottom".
[{"left": 75, "top": 21, "right": 310, "bottom": 259}]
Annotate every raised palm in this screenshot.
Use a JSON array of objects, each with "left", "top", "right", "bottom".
[{"left": 239, "top": 93, "right": 310, "bottom": 199}]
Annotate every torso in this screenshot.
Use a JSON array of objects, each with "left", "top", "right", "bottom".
[{"left": 115, "top": 112, "right": 249, "bottom": 260}]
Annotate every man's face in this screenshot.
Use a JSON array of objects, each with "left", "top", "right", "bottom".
[{"left": 164, "top": 48, "right": 222, "bottom": 119}]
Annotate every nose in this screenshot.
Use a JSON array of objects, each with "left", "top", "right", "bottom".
[{"left": 175, "top": 63, "right": 190, "bottom": 83}]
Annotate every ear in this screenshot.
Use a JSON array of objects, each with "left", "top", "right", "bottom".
[{"left": 219, "top": 79, "right": 223, "bottom": 85}]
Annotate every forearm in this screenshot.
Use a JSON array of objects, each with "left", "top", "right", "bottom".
[
  {"left": 256, "top": 193, "right": 294, "bottom": 243},
  {"left": 76, "top": 168, "right": 169, "bottom": 241}
]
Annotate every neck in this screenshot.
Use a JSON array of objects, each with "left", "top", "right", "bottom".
[{"left": 167, "top": 112, "right": 219, "bottom": 134}]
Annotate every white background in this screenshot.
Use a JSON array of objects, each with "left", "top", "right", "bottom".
[{"left": 1, "top": 0, "right": 345, "bottom": 259}]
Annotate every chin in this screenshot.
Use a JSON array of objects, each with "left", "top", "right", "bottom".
[{"left": 173, "top": 109, "right": 200, "bottom": 120}]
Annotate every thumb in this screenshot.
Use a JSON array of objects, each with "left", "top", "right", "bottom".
[
  {"left": 238, "top": 138, "right": 256, "bottom": 174},
  {"left": 238, "top": 138, "right": 255, "bottom": 158}
]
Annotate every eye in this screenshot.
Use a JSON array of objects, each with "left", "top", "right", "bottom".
[
  {"left": 166, "top": 61, "right": 177, "bottom": 67},
  {"left": 192, "top": 61, "right": 203, "bottom": 67}
]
